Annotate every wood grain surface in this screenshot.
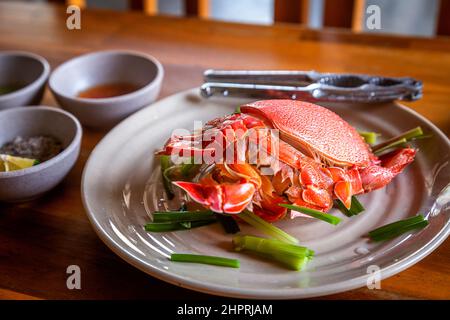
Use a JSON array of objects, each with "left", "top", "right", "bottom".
[{"left": 0, "top": 1, "right": 449, "bottom": 300}]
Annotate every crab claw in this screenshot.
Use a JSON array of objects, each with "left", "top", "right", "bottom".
[
  {"left": 359, "top": 148, "right": 416, "bottom": 192},
  {"left": 379, "top": 147, "right": 416, "bottom": 174},
  {"left": 173, "top": 180, "right": 256, "bottom": 214}
]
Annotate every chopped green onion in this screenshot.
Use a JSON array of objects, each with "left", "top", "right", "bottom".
[
  {"left": 239, "top": 210, "right": 299, "bottom": 244},
  {"left": 369, "top": 215, "right": 424, "bottom": 236},
  {"left": 279, "top": 204, "right": 341, "bottom": 225},
  {"left": 162, "top": 158, "right": 200, "bottom": 183},
  {"left": 179, "top": 157, "right": 200, "bottom": 177},
  {"left": 179, "top": 221, "right": 191, "bottom": 228},
  {"left": 170, "top": 253, "right": 240, "bottom": 268},
  {"left": 372, "top": 127, "right": 423, "bottom": 152},
  {"left": 216, "top": 214, "right": 240, "bottom": 234},
  {"left": 368, "top": 214, "right": 429, "bottom": 242},
  {"left": 411, "top": 134, "right": 433, "bottom": 140},
  {"left": 359, "top": 131, "right": 380, "bottom": 145},
  {"left": 145, "top": 222, "right": 178, "bottom": 232},
  {"left": 233, "top": 235, "right": 313, "bottom": 271},
  {"left": 233, "top": 235, "right": 313, "bottom": 257},
  {"left": 152, "top": 210, "right": 214, "bottom": 223},
  {"left": 269, "top": 254, "right": 309, "bottom": 271},
  {"left": 373, "top": 138, "right": 407, "bottom": 155},
  {"left": 145, "top": 219, "right": 216, "bottom": 232},
  {"left": 234, "top": 106, "right": 241, "bottom": 114},
  {"left": 160, "top": 155, "right": 174, "bottom": 199},
  {"left": 335, "top": 196, "right": 365, "bottom": 217},
  {"left": 180, "top": 163, "right": 198, "bottom": 177}
]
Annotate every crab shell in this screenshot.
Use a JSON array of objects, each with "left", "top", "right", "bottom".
[{"left": 240, "top": 100, "right": 372, "bottom": 167}]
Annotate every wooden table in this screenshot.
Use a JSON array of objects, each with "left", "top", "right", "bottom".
[{"left": 0, "top": 2, "right": 449, "bottom": 300}]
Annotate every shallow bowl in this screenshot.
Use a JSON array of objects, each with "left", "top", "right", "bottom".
[
  {"left": 49, "top": 50, "right": 164, "bottom": 128},
  {"left": 0, "top": 106, "right": 82, "bottom": 202},
  {"left": 0, "top": 51, "right": 50, "bottom": 110}
]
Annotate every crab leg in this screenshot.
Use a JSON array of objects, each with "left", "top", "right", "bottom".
[
  {"left": 156, "top": 113, "right": 266, "bottom": 160},
  {"left": 359, "top": 148, "right": 416, "bottom": 192}
]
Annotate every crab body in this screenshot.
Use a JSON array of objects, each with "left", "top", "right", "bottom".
[{"left": 158, "top": 100, "right": 415, "bottom": 222}]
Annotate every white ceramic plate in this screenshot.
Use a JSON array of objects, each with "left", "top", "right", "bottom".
[{"left": 82, "top": 89, "right": 450, "bottom": 299}]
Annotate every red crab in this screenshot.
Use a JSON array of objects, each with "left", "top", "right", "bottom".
[{"left": 157, "top": 100, "right": 416, "bottom": 222}]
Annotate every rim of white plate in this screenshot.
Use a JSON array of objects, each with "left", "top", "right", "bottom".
[{"left": 81, "top": 88, "right": 450, "bottom": 299}]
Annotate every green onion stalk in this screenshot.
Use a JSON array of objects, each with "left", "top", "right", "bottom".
[
  {"left": 279, "top": 204, "right": 341, "bottom": 225},
  {"left": 233, "top": 235, "right": 314, "bottom": 271},
  {"left": 160, "top": 155, "right": 174, "bottom": 199},
  {"left": 238, "top": 210, "right": 299, "bottom": 244},
  {"left": 372, "top": 127, "right": 423, "bottom": 154},
  {"left": 335, "top": 196, "right": 365, "bottom": 217},
  {"left": 358, "top": 131, "right": 380, "bottom": 145},
  {"left": 170, "top": 253, "right": 240, "bottom": 268},
  {"left": 368, "top": 214, "right": 429, "bottom": 242},
  {"left": 145, "top": 219, "right": 216, "bottom": 232}
]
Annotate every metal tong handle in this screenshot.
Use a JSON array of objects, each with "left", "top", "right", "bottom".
[{"left": 201, "top": 70, "right": 423, "bottom": 103}]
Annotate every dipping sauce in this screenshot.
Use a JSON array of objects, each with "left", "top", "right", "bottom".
[
  {"left": 77, "top": 83, "right": 140, "bottom": 99},
  {"left": 0, "top": 84, "right": 23, "bottom": 96}
]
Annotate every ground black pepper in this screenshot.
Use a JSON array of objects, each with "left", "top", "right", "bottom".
[{"left": 0, "top": 136, "right": 63, "bottom": 162}]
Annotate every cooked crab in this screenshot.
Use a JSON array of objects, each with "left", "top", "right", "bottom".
[{"left": 157, "top": 100, "right": 416, "bottom": 222}]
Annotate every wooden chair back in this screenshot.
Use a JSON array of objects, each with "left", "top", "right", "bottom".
[{"left": 53, "top": 0, "right": 450, "bottom": 36}]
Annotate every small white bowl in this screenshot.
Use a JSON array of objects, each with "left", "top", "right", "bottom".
[
  {"left": 0, "top": 51, "right": 50, "bottom": 110},
  {"left": 0, "top": 106, "right": 82, "bottom": 202},
  {"left": 49, "top": 50, "right": 164, "bottom": 128}
]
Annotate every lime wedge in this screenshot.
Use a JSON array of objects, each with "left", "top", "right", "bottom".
[{"left": 0, "top": 154, "right": 37, "bottom": 172}]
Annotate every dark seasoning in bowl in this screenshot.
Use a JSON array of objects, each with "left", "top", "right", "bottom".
[
  {"left": 0, "top": 84, "right": 23, "bottom": 95},
  {"left": 0, "top": 135, "right": 63, "bottom": 163}
]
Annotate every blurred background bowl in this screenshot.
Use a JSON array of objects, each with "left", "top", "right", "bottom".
[
  {"left": 49, "top": 50, "right": 164, "bottom": 128},
  {"left": 0, "top": 51, "right": 50, "bottom": 110},
  {"left": 0, "top": 106, "right": 82, "bottom": 202}
]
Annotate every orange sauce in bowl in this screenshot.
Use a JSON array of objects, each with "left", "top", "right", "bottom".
[{"left": 77, "top": 83, "right": 141, "bottom": 99}]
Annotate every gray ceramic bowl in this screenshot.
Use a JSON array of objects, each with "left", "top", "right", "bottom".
[
  {"left": 49, "top": 50, "right": 164, "bottom": 128},
  {"left": 0, "top": 106, "right": 82, "bottom": 202},
  {"left": 0, "top": 51, "right": 50, "bottom": 110}
]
